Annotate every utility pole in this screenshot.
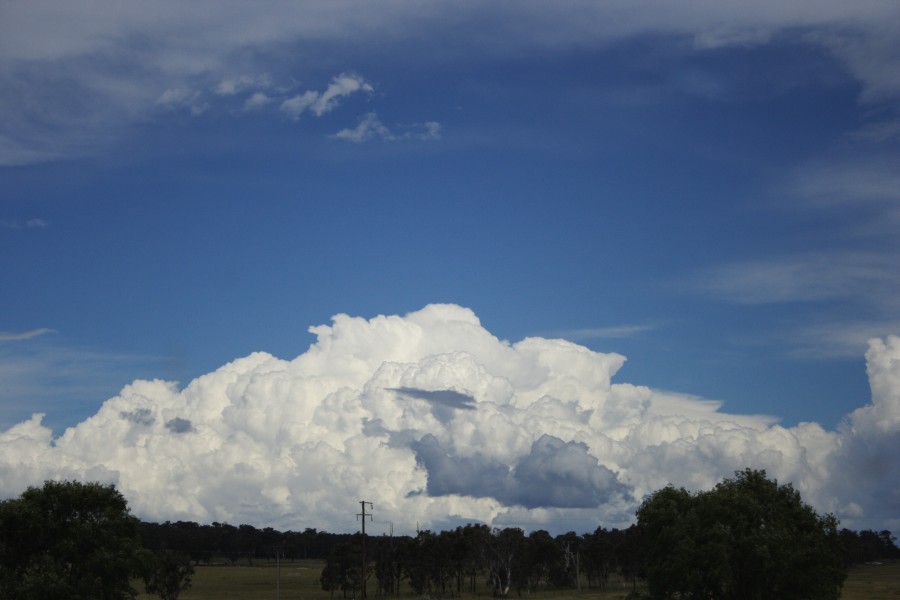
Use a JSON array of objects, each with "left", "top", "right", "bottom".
[
  {"left": 357, "top": 501, "right": 373, "bottom": 600},
  {"left": 275, "top": 547, "right": 281, "bottom": 600}
]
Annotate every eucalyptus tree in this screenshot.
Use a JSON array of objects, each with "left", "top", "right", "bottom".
[
  {"left": 581, "top": 527, "right": 617, "bottom": 590},
  {"left": 484, "top": 527, "right": 525, "bottom": 597}
]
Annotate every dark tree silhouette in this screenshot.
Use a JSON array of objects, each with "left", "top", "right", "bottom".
[
  {"left": 142, "top": 550, "right": 194, "bottom": 600},
  {"left": 0, "top": 480, "right": 143, "bottom": 600},
  {"left": 637, "top": 469, "right": 845, "bottom": 600}
]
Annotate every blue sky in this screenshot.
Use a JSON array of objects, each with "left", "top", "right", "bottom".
[
  {"left": 1, "top": 1, "right": 900, "bottom": 531},
  {"left": 3, "top": 2, "right": 899, "bottom": 432}
]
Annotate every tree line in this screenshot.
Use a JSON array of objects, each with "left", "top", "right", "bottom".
[
  {"left": 138, "top": 518, "right": 899, "bottom": 599},
  {"left": 136, "top": 518, "right": 900, "bottom": 573},
  {"left": 139, "top": 520, "right": 340, "bottom": 564},
  {"left": 318, "top": 523, "right": 645, "bottom": 599},
  {"left": 1, "top": 470, "right": 898, "bottom": 599}
]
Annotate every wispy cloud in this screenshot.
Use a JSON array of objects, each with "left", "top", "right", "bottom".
[
  {"left": 243, "top": 92, "right": 272, "bottom": 111},
  {"left": 561, "top": 324, "right": 656, "bottom": 341},
  {"left": 279, "top": 91, "right": 319, "bottom": 120},
  {"left": 213, "top": 74, "right": 272, "bottom": 97},
  {"left": 311, "top": 73, "right": 374, "bottom": 117},
  {"left": 2, "top": 1, "right": 898, "bottom": 165},
  {"left": 156, "top": 88, "right": 208, "bottom": 115},
  {"left": 0, "top": 219, "right": 48, "bottom": 229},
  {"left": 331, "top": 112, "right": 393, "bottom": 142},
  {"left": 789, "top": 319, "right": 900, "bottom": 359},
  {"left": 151, "top": 71, "right": 390, "bottom": 130},
  {"left": 331, "top": 112, "right": 443, "bottom": 143},
  {"left": 691, "top": 248, "right": 900, "bottom": 358},
  {"left": 697, "top": 251, "right": 899, "bottom": 306},
  {"left": 788, "top": 155, "right": 900, "bottom": 210},
  {"left": 846, "top": 118, "right": 900, "bottom": 145},
  {"left": 0, "top": 338, "right": 170, "bottom": 432},
  {"left": 280, "top": 73, "right": 373, "bottom": 120},
  {"left": 690, "top": 148, "right": 900, "bottom": 359},
  {"left": 0, "top": 328, "right": 56, "bottom": 341}
]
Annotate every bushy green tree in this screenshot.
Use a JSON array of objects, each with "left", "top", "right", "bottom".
[
  {"left": 0, "top": 480, "right": 143, "bottom": 600},
  {"left": 141, "top": 550, "right": 194, "bottom": 600},
  {"left": 637, "top": 469, "right": 845, "bottom": 600}
]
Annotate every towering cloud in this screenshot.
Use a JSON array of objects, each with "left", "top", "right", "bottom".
[{"left": 0, "top": 304, "right": 896, "bottom": 534}]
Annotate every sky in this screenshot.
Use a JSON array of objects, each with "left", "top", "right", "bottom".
[{"left": 1, "top": 1, "right": 899, "bottom": 535}]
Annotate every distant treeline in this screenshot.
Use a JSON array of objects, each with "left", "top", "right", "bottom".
[
  {"left": 840, "top": 528, "right": 900, "bottom": 565},
  {"left": 139, "top": 519, "right": 899, "bottom": 571},
  {"left": 139, "top": 521, "right": 339, "bottom": 563}
]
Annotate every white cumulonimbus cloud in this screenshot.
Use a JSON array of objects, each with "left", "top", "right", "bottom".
[{"left": 0, "top": 304, "right": 897, "bottom": 534}]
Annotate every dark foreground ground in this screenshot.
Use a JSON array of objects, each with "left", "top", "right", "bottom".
[{"left": 135, "top": 559, "right": 900, "bottom": 600}]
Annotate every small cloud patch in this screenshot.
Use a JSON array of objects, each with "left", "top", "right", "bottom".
[
  {"left": 388, "top": 387, "right": 476, "bottom": 410},
  {"left": 164, "top": 417, "right": 194, "bottom": 434},
  {"left": 121, "top": 408, "right": 155, "bottom": 426},
  {"left": 331, "top": 113, "right": 443, "bottom": 143}
]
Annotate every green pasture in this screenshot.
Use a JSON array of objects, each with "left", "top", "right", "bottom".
[{"left": 136, "top": 559, "right": 900, "bottom": 600}]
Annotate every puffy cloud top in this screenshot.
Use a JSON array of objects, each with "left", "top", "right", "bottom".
[{"left": 0, "top": 304, "right": 897, "bottom": 534}]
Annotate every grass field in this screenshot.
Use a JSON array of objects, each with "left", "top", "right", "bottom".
[
  {"left": 136, "top": 559, "right": 900, "bottom": 599},
  {"left": 841, "top": 561, "right": 900, "bottom": 600}
]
